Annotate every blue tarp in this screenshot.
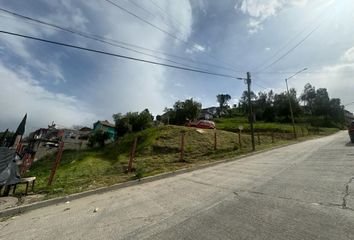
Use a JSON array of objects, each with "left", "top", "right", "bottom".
[{"left": 0, "top": 147, "right": 20, "bottom": 186}]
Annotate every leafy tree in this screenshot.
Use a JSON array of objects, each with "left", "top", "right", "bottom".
[
  {"left": 254, "top": 91, "right": 268, "bottom": 120},
  {"left": 328, "top": 98, "right": 345, "bottom": 125},
  {"left": 273, "top": 89, "right": 301, "bottom": 122},
  {"left": 300, "top": 83, "right": 316, "bottom": 114},
  {"left": 239, "top": 90, "right": 256, "bottom": 114},
  {"left": 113, "top": 109, "right": 154, "bottom": 137},
  {"left": 313, "top": 88, "right": 330, "bottom": 116},
  {"left": 164, "top": 98, "right": 202, "bottom": 125},
  {"left": 216, "top": 94, "right": 231, "bottom": 115}
]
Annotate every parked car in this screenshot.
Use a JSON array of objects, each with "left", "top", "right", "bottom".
[
  {"left": 187, "top": 120, "right": 215, "bottom": 129},
  {"left": 43, "top": 142, "right": 59, "bottom": 148},
  {"left": 349, "top": 121, "right": 354, "bottom": 143}
]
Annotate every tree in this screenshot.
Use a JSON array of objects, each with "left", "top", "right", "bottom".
[
  {"left": 300, "top": 83, "right": 316, "bottom": 114},
  {"left": 328, "top": 98, "right": 345, "bottom": 126},
  {"left": 164, "top": 98, "right": 202, "bottom": 125},
  {"left": 239, "top": 90, "right": 256, "bottom": 114},
  {"left": 313, "top": 88, "right": 330, "bottom": 116},
  {"left": 113, "top": 109, "right": 154, "bottom": 137},
  {"left": 216, "top": 94, "right": 231, "bottom": 115},
  {"left": 254, "top": 91, "right": 268, "bottom": 120},
  {"left": 273, "top": 89, "right": 301, "bottom": 122}
]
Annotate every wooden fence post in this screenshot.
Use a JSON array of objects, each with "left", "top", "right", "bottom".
[
  {"left": 271, "top": 131, "right": 275, "bottom": 143},
  {"left": 48, "top": 141, "right": 64, "bottom": 186},
  {"left": 128, "top": 137, "right": 138, "bottom": 173},
  {"left": 179, "top": 131, "right": 185, "bottom": 162},
  {"left": 238, "top": 129, "right": 242, "bottom": 149},
  {"left": 214, "top": 130, "right": 217, "bottom": 151},
  {"left": 257, "top": 131, "right": 261, "bottom": 145}
]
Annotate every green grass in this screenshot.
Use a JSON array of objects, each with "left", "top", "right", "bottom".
[
  {"left": 215, "top": 117, "right": 338, "bottom": 136},
  {"left": 23, "top": 123, "right": 338, "bottom": 199}
]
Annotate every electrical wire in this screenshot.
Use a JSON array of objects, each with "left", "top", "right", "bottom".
[
  {"left": 256, "top": 25, "right": 321, "bottom": 73},
  {"left": 103, "top": 0, "right": 241, "bottom": 72},
  {"left": 146, "top": 0, "right": 244, "bottom": 72},
  {"left": 0, "top": 7, "right": 239, "bottom": 73},
  {"left": 254, "top": 0, "right": 336, "bottom": 73},
  {"left": 148, "top": 0, "right": 188, "bottom": 34},
  {"left": 0, "top": 30, "right": 243, "bottom": 80}
]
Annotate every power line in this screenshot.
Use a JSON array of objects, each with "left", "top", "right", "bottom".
[
  {"left": 148, "top": 0, "right": 188, "bottom": 35},
  {"left": 120, "top": 0, "right": 178, "bottom": 32},
  {"left": 0, "top": 9, "right": 200, "bottom": 70},
  {"left": 254, "top": 0, "right": 337, "bottom": 73},
  {"left": 256, "top": 25, "right": 321, "bottom": 73},
  {"left": 0, "top": 30, "right": 243, "bottom": 80},
  {"left": 253, "top": 4, "right": 332, "bottom": 72},
  {"left": 147, "top": 0, "right": 244, "bottom": 72},
  {"left": 103, "top": 0, "right": 185, "bottom": 44},
  {"left": 0, "top": 7, "right": 238, "bottom": 73},
  {"left": 103, "top": 0, "right": 241, "bottom": 71},
  {"left": 253, "top": 81, "right": 268, "bottom": 91}
]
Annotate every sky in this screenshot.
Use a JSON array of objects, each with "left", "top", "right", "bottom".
[{"left": 0, "top": 0, "right": 353, "bottom": 133}]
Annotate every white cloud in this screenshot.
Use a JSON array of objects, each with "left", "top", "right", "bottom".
[
  {"left": 236, "top": 0, "right": 309, "bottom": 33},
  {"left": 186, "top": 43, "right": 206, "bottom": 54},
  {"left": 341, "top": 47, "right": 354, "bottom": 62},
  {"left": 78, "top": 0, "right": 194, "bottom": 117},
  {"left": 0, "top": 0, "right": 194, "bottom": 129},
  {"left": 0, "top": 9, "right": 68, "bottom": 85},
  {"left": 0, "top": 62, "right": 96, "bottom": 133}
]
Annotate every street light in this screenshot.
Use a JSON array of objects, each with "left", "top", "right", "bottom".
[{"left": 285, "top": 68, "right": 308, "bottom": 140}]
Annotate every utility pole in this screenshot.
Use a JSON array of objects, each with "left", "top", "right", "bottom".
[
  {"left": 246, "top": 72, "right": 256, "bottom": 151},
  {"left": 284, "top": 68, "right": 307, "bottom": 140},
  {"left": 285, "top": 78, "right": 297, "bottom": 140}
]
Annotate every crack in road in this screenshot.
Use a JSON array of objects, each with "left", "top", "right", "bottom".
[
  {"left": 235, "top": 189, "right": 343, "bottom": 209},
  {"left": 342, "top": 176, "right": 354, "bottom": 209},
  {"left": 183, "top": 178, "right": 349, "bottom": 211}
]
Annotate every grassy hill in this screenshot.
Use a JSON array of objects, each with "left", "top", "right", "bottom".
[
  {"left": 215, "top": 117, "right": 336, "bottom": 134},
  {"left": 24, "top": 123, "right": 338, "bottom": 198}
]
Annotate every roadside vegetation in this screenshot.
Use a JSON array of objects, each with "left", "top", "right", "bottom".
[
  {"left": 25, "top": 124, "right": 337, "bottom": 199},
  {"left": 17, "top": 82, "right": 343, "bottom": 199}
]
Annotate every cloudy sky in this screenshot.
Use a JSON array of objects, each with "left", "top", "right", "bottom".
[{"left": 0, "top": 0, "right": 353, "bottom": 132}]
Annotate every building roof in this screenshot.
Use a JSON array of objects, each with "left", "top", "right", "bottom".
[
  {"left": 79, "top": 127, "right": 92, "bottom": 132},
  {"left": 95, "top": 120, "right": 115, "bottom": 128}
]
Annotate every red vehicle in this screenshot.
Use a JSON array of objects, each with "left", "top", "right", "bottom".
[
  {"left": 187, "top": 120, "right": 215, "bottom": 129},
  {"left": 349, "top": 121, "right": 354, "bottom": 143}
]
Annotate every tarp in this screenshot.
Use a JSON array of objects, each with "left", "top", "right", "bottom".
[{"left": 0, "top": 147, "right": 20, "bottom": 186}]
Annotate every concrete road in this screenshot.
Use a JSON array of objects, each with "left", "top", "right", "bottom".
[{"left": 1, "top": 131, "right": 354, "bottom": 239}]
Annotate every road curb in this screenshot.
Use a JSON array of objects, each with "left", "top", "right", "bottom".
[{"left": 0, "top": 134, "right": 335, "bottom": 218}]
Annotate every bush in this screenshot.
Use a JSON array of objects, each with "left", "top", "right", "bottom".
[{"left": 88, "top": 130, "right": 110, "bottom": 148}]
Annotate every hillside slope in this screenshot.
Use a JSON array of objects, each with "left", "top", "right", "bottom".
[{"left": 25, "top": 125, "right": 336, "bottom": 198}]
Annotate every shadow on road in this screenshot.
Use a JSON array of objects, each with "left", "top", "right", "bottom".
[{"left": 345, "top": 142, "right": 354, "bottom": 147}]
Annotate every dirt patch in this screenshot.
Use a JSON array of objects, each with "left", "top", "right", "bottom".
[{"left": 0, "top": 197, "right": 18, "bottom": 211}]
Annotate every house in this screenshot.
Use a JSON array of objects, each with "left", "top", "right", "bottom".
[
  {"left": 78, "top": 127, "right": 92, "bottom": 140},
  {"left": 200, "top": 109, "right": 214, "bottom": 120},
  {"left": 200, "top": 107, "right": 220, "bottom": 120},
  {"left": 93, "top": 120, "right": 116, "bottom": 140}
]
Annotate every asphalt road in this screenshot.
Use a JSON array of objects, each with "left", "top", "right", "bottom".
[{"left": 1, "top": 131, "right": 354, "bottom": 240}]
